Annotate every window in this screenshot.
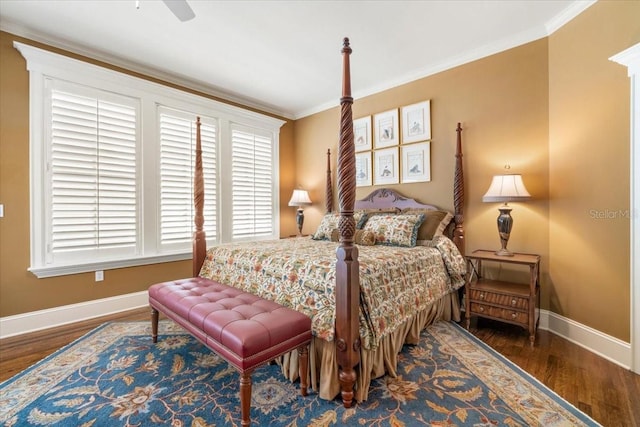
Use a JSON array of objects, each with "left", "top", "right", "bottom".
[
  {"left": 16, "top": 42, "right": 285, "bottom": 278},
  {"left": 231, "top": 126, "right": 275, "bottom": 239},
  {"left": 159, "top": 109, "right": 218, "bottom": 250},
  {"left": 48, "top": 86, "right": 138, "bottom": 265}
]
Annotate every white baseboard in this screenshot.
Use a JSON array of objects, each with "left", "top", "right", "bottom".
[
  {"left": 0, "top": 291, "right": 149, "bottom": 339},
  {"left": 539, "top": 309, "right": 632, "bottom": 370},
  {"left": 0, "top": 295, "right": 633, "bottom": 371}
]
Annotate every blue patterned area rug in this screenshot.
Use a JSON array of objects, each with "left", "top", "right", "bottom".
[{"left": 1, "top": 320, "right": 600, "bottom": 426}]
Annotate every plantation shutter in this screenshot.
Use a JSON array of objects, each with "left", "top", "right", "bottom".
[
  {"left": 231, "top": 126, "right": 275, "bottom": 239},
  {"left": 159, "top": 110, "right": 217, "bottom": 249},
  {"left": 49, "top": 89, "right": 138, "bottom": 262}
]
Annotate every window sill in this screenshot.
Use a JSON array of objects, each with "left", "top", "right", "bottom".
[{"left": 29, "top": 252, "right": 192, "bottom": 279}]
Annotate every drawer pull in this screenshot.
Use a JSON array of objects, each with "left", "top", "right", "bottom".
[
  {"left": 511, "top": 299, "right": 517, "bottom": 306},
  {"left": 479, "top": 306, "right": 485, "bottom": 312},
  {"left": 511, "top": 312, "right": 517, "bottom": 319},
  {"left": 479, "top": 293, "right": 485, "bottom": 300}
]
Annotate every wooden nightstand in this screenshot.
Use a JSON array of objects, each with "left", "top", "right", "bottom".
[{"left": 465, "top": 249, "right": 540, "bottom": 346}]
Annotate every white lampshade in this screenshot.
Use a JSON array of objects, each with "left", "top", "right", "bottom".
[
  {"left": 482, "top": 174, "right": 531, "bottom": 203},
  {"left": 288, "top": 189, "right": 312, "bottom": 207}
]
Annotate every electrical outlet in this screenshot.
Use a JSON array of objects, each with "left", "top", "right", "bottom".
[
  {"left": 0, "top": 204, "right": 4, "bottom": 218},
  {"left": 95, "top": 270, "right": 104, "bottom": 282}
]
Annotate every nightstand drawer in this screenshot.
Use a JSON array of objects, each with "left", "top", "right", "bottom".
[
  {"left": 469, "top": 289, "right": 529, "bottom": 310},
  {"left": 470, "top": 302, "right": 528, "bottom": 324}
]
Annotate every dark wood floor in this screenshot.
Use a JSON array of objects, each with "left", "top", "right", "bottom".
[
  {"left": 1, "top": 310, "right": 639, "bottom": 426},
  {"left": 468, "top": 318, "right": 640, "bottom": 427}
]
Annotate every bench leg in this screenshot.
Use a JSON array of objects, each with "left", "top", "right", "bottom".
[
  {"left": 151, "top": 308, "right": 159, "bottom": 343},
  {"left": 240, "top": 371, "right": 252, "bottom": 427},
  {"left": 298, "top": 345, "right": 309, "bottom": 396}
]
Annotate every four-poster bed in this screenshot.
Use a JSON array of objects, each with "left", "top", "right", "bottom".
[{"left": 189, "top": 38, "right": 466, "bottom": 407}]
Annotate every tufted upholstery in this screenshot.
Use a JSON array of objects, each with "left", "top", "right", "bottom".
[{"left": 148, "top": 277, "right": 312, "bottom": 372}]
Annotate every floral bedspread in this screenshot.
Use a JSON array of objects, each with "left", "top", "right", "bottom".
[{"left": 199, "top": 236, "right": 466, "bottom": 350}]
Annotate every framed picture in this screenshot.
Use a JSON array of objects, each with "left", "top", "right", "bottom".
[
  {"left": 401, "top": 100, "right": 431, "bottom": 144},
  {"left": 373, "top": 147, "right": 399, "bottom": 186},
  {"left": 373, "top": 109, "right": 399, "bottom": 149},
  {"left": 355, "top": 152, "right": 372, "bottom": 187},
  {"left": 353, "top": 116, "right": 372, "bottom": 152},
  {"left": 401, "top": 141, "right": 431, "bottom": 183}
]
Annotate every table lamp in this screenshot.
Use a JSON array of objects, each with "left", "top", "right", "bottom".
[
  {"left": 288, "top": 189, "right": 312, "bottom": 235},
  {"left": 482, "top": 174, "right": 531, "bottom": 256}
]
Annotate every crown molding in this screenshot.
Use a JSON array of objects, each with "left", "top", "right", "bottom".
[
  {"left": 545, "top": 0, "right": 597, "bottom": 35},
  {"left": 1, "top": 21, "right": 294, "bottom": 120},
  {"left": 297, "top": 1, "right": 597, "bottom": 119}
]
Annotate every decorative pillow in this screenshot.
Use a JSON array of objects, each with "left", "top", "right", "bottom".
[
  {"left": 355, "top": 211, "right": 368, "bottom": 229},
  {"left": 356, "top": 230, "right": 376, "bottom": 246},
  {"left": 402, "top": 209, "right": 453, "bottom": 242},
  {"left": 353, "top": 208, "right": 399, "bottom": 231},
  {"left": 312, "top": 211, "right": 367, "bottom": 240},
  {"left": 361, "top": 213, "right": 425, "bottom": 247},
  {"left": 330, "top": 229, "right": 376, "bottom": 246}
]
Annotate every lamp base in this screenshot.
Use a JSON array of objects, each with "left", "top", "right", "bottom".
[
  {"left": 495, "top": 206, "right": 514, "bottom": 257},
  {"left": 494, "top": 248, "right": 514, "bottom": 257},
  {"left": 296, "top": 208, "right": 305, "bottom": 236}
]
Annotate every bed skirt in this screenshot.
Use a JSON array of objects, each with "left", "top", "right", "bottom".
[{"left": 279, "top": 291, "right": 461, "bottom": 402}]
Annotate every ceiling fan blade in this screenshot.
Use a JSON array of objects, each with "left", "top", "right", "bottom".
[{"left": 161, "top": 0, "right": 195, "bottom": 22}]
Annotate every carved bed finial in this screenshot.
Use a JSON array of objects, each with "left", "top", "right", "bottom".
[
  {"left": 340, "top": 38, "right": 353, "bottom": 107},
  {"left": 342, "top": 37, "right": 351, "bottom": 52}
]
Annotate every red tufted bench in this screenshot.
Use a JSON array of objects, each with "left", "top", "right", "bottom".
[{"left": 148, "top": 277, "right": 312, "bottom": 427}]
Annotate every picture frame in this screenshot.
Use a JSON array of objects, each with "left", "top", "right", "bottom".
[
  {"left": 373, "top": 147, "right": 399, "bottom": 186},
  {"left": 401, "top": 141, "right": 431, "bottom": 183},
  {"left": 373, "top": 109, "right": 399, "bottom": 149},
  {"left": 355, "top": 152, "right": 372, "bottom": 187},
  {"left": 353, "top": 116, "right": 372, "bottom": 152},
  {"left": 401, "top": 100, "right": 431, "bottom": 144}
]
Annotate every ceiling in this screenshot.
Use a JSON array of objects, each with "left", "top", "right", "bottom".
[{"left": 0, "top": 0, "right": 594, "bottom": 119}]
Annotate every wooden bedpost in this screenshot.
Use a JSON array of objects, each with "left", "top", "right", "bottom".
[
  {"left": 335, "top": 37, "right": 360, "bottom": 408},
  {"left": 453, "top": 123, "right": 465, "bottom": 255},
  {"left": 326, "top": 149, "right": 333, "bottom": 213},
  {"left": 193, "top": 117, "right": 206, "bottom": 277}
]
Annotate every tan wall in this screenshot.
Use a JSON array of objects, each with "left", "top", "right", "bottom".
[
  {"left": 0, "top": 31, "right": 296, "bottom": 317},
  {"left": 295, "top": 38, "right": 551, "bottom": 309},
  {"left": 548, "top": 1, "right": 639, "bottom": 341}
]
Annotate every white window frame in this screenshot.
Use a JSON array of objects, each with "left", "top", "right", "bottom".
[{"left": 15, "top": 42, "right": 284, "bottom": 278}]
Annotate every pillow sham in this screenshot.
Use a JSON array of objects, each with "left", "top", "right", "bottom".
[
  {"left": 312, "top": 211, "right": 367, "bottom": 240},
  {"left": 361, "top": 213, "right": 425, "bottom": 247},
  {"left": 330, "top": 228, "right": 376, "bottom": 245},
  {"left": 402, "top": 208, "right": 453, "bottom": 241}
]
